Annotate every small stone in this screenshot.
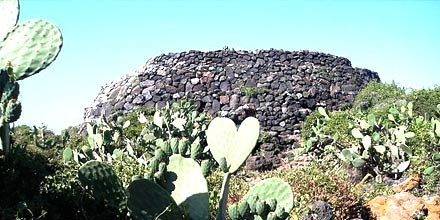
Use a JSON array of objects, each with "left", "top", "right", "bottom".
[
  {"left": 219, "top": 95, "right": 229, "bottom": 104},
  {"left": 393, "top": 176, "right": 420, "bottom": 193},
  {"left": 367, "top": 192, "right": 427, "bottom": 220},
  {"left": 172, "top": 93, "right": 181, "bottom": 99},
  {"left": 140, "top": 80, "right": 155, "bottom": 88},
  {"left": 312, "top": 201, "right": 334, "bottom": 220},
  {"left": 220, "top": 81, "right": 230, "bottom": 91},
  {"left": 202, "top": 95, "right": 212, "bottom": 103},
  {"left": 265, "top": 94, "right": 274, "bottom": 102},
  {"left": 230, "top": 94, "right": 240, "bottom": 109},
  {"left": 244, "top": 156, "right": 265, "bottom": 171},
  {"left": 211, "top": 100, "right": 221, "bottom": 113},
  {"left": 190, "top": 78, "right": 200, "bottom": 84},
  {"left": 123, "top": 102, "right": 134, "bottom": 110},
  {"left": 133, "top": 96, "right": 144, "bottom": 104}
]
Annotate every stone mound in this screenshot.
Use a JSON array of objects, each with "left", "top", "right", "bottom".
[{"left": 84, "top": 49, "right": 380, "bottom": 169}]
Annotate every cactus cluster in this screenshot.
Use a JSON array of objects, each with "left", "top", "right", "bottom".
[
  {"left": 228, "top": 178, "right": 293, "bottom": 220},
  {"left": 205, "top": 116, "right": 292, "bottom": 220},
  {"left": 77, "top": 154, "right": 208, "bottom": 219},
  {"left": 133, "top": 100, "right": 215, "bottom": 179},
  {"left": 73, "top": 116, "right": 293, "bottom": 220},
  {"left": 339, "top": 101, "right": 415, "bottom": 177},
  {"left": 0, "top": 0, "right": 63, "bottom": 157},
  {"left": 63, "top": 116, "right": 132, "bottom": 164},
  {"left": 138, "top": 101, "right": 210, "bottom": 157}
]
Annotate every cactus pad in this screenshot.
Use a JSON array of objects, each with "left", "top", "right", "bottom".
[
  {"left": 164, "top": 154, "right": 209, "bottom": 220},
  {"left": 242, "top": 178, "right": 294, "bottom": 216},
  {"left": 0, "top": 19, "right": 63, "bottom": 80},
  {"left": 127, "top": 179, "right": 184, "bottom": 220},
  {"left": 0, "top": 0, "right": 19, "bottom": 40},
  {"left": 206, "top": 117, "right": 260, "bottom": 173},
  {"left": 78, "top": 160, "right": 126, "bottom": 209}
]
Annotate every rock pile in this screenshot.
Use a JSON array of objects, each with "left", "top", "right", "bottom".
[{"left": 84, "top": 49, "right": 380, "bottom": 169}]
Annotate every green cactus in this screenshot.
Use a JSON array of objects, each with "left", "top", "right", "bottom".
[
  {"left": 206, "top": 117, "right": 260, "bottom": 220},
  {"left": 266, "top": 212, "right": 278, "bottom": 220},
  {"left": 127, "top": 179, "right": 184, "bottom": 220},
  {"left": 228, "top": 203, "right": 240, "bottom": 220},
  {"left": 170, "top": 137, "right": 179, "bottom": 154},
  {"left": 201, "top": 159, "right": 214, "bottom": 177},
  {"left": 78, "top": 160, "right": 126, "bottom": 209},
  {"left": 0, "top": 19, "right": 63, "bottom": 80},
  {"left": 32, "top": 125, "right": 57, "bottom": 149},
  {"left": 255, "top": 200, "right": 269, "bottom": 217},
  {"left": 178, "top": 138, "right": 189, "bottom": 156},
  {"left": 206, "top": 117, "right": 260, "bottom": 173},
  {"left": 0, "top": 0, "right": 19, "bottom": 40},
  {"left": 0, "top": 67, "right": 21, "bottom": 155},
  {"left": 0, "top": 0, "right": 62, "bottom": 158},
  {"left": 339, "top": 103, "right": 416, "bottom": 178},
  {"left": 241, "top": 178, "right": 294, "bottom": 220},
  {"left": 163, "top": 154, "right": 209, "bottom": 220}
]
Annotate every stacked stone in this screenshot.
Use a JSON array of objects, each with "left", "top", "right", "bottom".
[{"left": 84, "top": 49, "right": 380, "bottom": 169}]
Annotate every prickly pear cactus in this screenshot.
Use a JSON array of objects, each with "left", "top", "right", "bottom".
[
  {"left": 0, "top": 0, "right": 63, "bottom": 81},
  {"left": 0, "top": 0, "right": 19, "bottom": 40},
  {"left": 127, "top": 179, "right": 184, "bottom": 220},
  {"left": 206, "top": 117, "right": 260, "bottom": 173},
  {"left": 0, "top": 66, "right": 21, "bottom": 155},
  {"left": 164, "top": 154, "right": 209, "bottom": 220},
  {"left": 78, "top": 160, "right": 126, "bottom": 209},
  {"left": 0, "top": 0, "right": 63, "bottom": 157},
  {"left": 228, "top": 178, "right": 293, "bottom": 220}
]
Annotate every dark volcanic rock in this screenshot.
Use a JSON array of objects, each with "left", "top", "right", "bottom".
[{"left": 84, "top": 49, "right": 380, "bottom": 170}]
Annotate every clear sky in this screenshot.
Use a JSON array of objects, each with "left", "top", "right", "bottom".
[{"left": 14, "top": 0, "right": 440, "bottom": 133}]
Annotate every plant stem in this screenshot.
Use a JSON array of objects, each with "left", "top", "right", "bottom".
[
  {"left": 216, "top": 172, "right": 231, "bottom": 220},
  {"left": 0, "top": 124, "right": 10, "bottom": 157}
]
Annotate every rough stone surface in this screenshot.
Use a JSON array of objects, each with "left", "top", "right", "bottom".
[
  {"left": 367, "top": 176, "right": 440, "bottom": 220},
  {"left": 300, "top": 200, "right": 335, "bottom": 220},
  {"left": 83, "top": 49, "right": 380, "bottom": 169}
]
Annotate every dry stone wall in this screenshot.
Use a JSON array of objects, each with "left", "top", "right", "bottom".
[{"left": 84, "top": 49, "right": 380, "bottom": 169}]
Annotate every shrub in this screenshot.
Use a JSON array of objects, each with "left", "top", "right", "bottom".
[
  {"left": 301, "top": 108, "right": 356, "bottom": 156},
  {"left": 353, "top": 81, "right": 406, "bottom": 113},
  {"left": 0, "top": 146, "right": 61, "bottom": 219},
  {"left": 266, "top": 162, "right": 366, "bottom": 219},
  {"left": 408, "top": 86, "right": 440, "bottom": 119},
  {"left": 120, "top": 107, "right": 155, "bottom": 139}
]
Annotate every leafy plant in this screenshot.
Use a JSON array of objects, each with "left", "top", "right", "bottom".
[
  {"left": 339, "top": 102, "right": 416, "bottom": 178},
  {"left": 71, "top": 116, "right": 293, "bottom": 220},
  {"left": 239, "top": 85, "right": 268, "bottom": 98},
  {"left": 353, "top": 81, "right": 406, "bottom": 113},
  {"left": 32, "top": 125, "right": 58, "bottom": 149},
  {"left": 409, "top": 86, "right": 440, "bottom": 120}
]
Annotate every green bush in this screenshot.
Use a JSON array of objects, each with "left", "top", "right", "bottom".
[
  {"left": 408, "top": 86, "right": 440, "bottom": 119},
  {"left": 301, "top": 110, "right": 322, "bottom": 141},
  {"left": 0, "top": 146, "right": 62, "bottom": 219},
  {"left": 11, "top": 125, "right": 34, "bottom": 148},
  {"left": 120, "top": 107, "right": 155, "bottom": 139},
  {"left": 353, "top": 81, "right": 406, "bottom": 113},
  {"left": 301, "top": 109, "right": 355, "bottom": 147},
  {"left": 60, "top": 126, "right": 88, "bottom": 151}
]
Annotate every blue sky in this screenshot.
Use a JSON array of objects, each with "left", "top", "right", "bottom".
[{"left": 14, "top": 0, "right": 440, "bottom": 133}]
